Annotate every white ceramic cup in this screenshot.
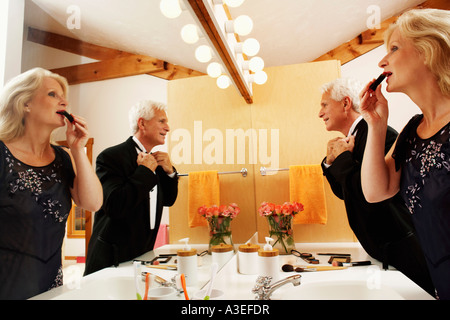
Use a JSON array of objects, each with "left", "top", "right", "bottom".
[{"left": 147, "top": 287, "right": 178, "bottom": 300}]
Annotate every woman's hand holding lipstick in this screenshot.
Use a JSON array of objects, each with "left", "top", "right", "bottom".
[
  {"left": 359, "top": 77, "right": 389, "bottom": 128},
  {"left": 65, "top": 114, "right": 90, "bottom": 151}
]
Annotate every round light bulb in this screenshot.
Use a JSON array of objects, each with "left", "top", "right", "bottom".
[
  {"left": 233, "top": 15, "right": 253, "bottom": 36},
  {"left": 181, "top": 24, "right": 200, "bottom": 44},
  {"left": 253, "top": 70, "right": 267, "bottom": 85},
  {"left": 160, "top": 0, "right": 182, "bottom": 19},
  {"left": 224, "top": 0, "right": 245, "bottom": 7},
  {"left": 195, "top": 45, "right": 212, "bottom": 63},
  {"left": 249, "top": 57, "right": 264, "bottom": 72},
  {"left": 207, "top": 62, "right": 223, "bottom": 78},
  {"left": 217, "top": 75, "right": 231, "bottom": 89},
  {"left": 242, "top": 38, "right": 260, "bottom": 56}
]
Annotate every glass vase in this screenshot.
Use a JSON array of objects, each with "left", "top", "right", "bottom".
[
  {"left": 266, "top": 215, "right": 296, "bottom": 255},
  {"left": 207, "top": 216, "right": 233, "bottom": 253}
]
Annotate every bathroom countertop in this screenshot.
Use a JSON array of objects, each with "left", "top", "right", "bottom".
[
  {"left": 31, "top": 242, "right": 435, "bottom": 300},
  {"left": 213, "top": 242, "right": 435, "bottom": 300}
]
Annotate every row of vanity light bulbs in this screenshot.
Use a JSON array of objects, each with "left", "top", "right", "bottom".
[{"left": 160, "top": 0, "right": 268, "bottom": 89}]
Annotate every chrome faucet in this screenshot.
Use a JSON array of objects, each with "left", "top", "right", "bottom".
[{"left": 252, "top": 275, "right": 301, "bottom": 300}]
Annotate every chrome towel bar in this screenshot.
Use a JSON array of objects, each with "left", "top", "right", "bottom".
[{"left": 178, "top": 168, "right": 248, "bottom": 177}]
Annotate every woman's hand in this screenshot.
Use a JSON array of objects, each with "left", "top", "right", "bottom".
[
  {"left": 64, "top": 115, "right": 103, "bottom": 212},
  {"left": 65, "top": 115, "right": 89, "bottom": 151},
  {"left": 359, "top": 81, "right": 389, "bottom": 127}
]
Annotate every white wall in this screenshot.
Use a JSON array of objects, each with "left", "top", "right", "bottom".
[{"left": 1, "top": 0, "right": 24, "bottom": 87}]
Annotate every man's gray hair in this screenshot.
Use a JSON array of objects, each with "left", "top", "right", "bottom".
[
  {"left": 129, "top": 100, "right": 167, "bottom": 134},
  {"left": 321, "top": 78, "right": 363, "bottom": 113}
]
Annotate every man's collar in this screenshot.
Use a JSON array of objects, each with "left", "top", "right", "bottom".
[
  {"left": 132, "top": 136, "right": 147, "bottom": 153},
  {"left": 347, "top": 115, "right": 363, "bottom": 137}
]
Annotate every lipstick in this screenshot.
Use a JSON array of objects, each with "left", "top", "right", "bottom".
[
  {"left": 369, "top": 73, "right": 388, "bottom": 91},
  {"left": 56, "top": 110, "right": 74, "bottom": 123}
]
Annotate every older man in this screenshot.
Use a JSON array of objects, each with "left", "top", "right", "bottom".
[
  {"left": 318, "top": 78, "right": 434, "bottom": 296},
  {"left": 85, "top": 100, "right": 178, "bottom": 275}
]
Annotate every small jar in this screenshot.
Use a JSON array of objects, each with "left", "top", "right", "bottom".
[
  {"left": 258, "top": 248, "right": 280, "bottom": 281},
  {"left": 211, "top": 244, "right": 234, "bottom": 269},
  {"left": 238, "top": 243, "right": 260, "bottom": 274},
  {"left": 177, "top": 248, "right": 198, "bottom": 286}
]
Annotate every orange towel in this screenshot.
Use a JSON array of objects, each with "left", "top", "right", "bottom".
[
  {"left": 188, "top": 171, "right": 220, "bottom": 228},
  {"left": 289, "top": 165, "right": 327, "bottom": 224}
]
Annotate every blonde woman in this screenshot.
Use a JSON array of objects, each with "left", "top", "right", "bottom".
[
  {"left": 0, "top": 68, "right": 102, "bottom": 299},
  {"left": 360, "top": 9, "right": 450, "bottom": 299}
]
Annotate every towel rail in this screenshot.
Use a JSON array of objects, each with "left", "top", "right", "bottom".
[
  {"left": 260, "top": 166, "right": 289, "bottom": 176},
  {"left": 178, "top": 168, "right": 248, "bottom": 177}
]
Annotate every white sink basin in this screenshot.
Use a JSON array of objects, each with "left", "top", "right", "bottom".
[
  {"left": 272, "top": 280, "right": 405, "bottom": 300},
  {"left": 49, "top": 276, "right": 137, "bottom": 300}
]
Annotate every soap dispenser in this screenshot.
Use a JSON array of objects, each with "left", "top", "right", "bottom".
[
  {"left": 177, "top": 238, "right": 198, "bottom": 286},
  {"left": 258, "top": 237, "right": 280, "bottom": 281}
]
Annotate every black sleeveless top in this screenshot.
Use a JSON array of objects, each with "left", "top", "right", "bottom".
[
  {"left": 0, "top": 141, "right": 75, "bottom": 299},
  {"left": 393, "top": 114, "right": 450, "bottom": 266}
]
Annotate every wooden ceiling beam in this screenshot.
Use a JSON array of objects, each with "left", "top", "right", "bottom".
[
  {"left": 187, "top": 0, "right": 253, "bottom": 104},
  {"left": 51, "top": 55, "right": 165, "bottom": 85},
  {"left": 313, "top": 0, "right": 449, "bottom": 65},
  {"left": 27, "top": 27, "right": 133, "bottom": 61},
  {"left": 27, "top": 27, "right": 204, "bottom": 83}
]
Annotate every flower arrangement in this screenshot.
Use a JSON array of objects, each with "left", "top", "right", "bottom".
[
  {"left": 258, "top": 201, "right": 304, "bottom": 254},
  {"left": 198, "top": 203, "right": 240, "bottom": 250}
]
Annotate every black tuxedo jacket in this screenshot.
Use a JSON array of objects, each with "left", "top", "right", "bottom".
[
  {"left": 84, "top": 137, "right": 178, "bottom": 275},
  {"left": 321, "top": 119, "right": 434, "bottom": 295}
]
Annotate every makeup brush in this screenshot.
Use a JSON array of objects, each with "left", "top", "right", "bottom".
[
  {"left": 282, "top": 263, "right": 346, "bottom": 272},
  {"left": 369, "top": 73, "right": 387, "bottom": 91},
  {"left": 56, "top": 110, "right": 74, "bottom": 123},
  {"left": 145, "top": 264, "right": 177, "bottom": 270}
]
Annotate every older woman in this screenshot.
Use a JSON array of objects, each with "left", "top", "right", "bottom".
[
  {"left": 0, "top": 68, "right": 102, "bottom": 299},
  {"left": 360, "top": 9, "right": 450, "bottom": 299}
]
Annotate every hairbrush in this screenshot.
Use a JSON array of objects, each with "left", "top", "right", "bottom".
[
  {"left": 56, "top": 110, "right": 74, "bottom": 123},
  {"left": 369, "top": 73, "right": 388, "bottom": 91}
]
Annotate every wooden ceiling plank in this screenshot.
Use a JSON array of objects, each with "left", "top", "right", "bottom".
[
  {"left": 27, "top": 27, "right": 132, "bottom": 61},
  {"left": 50, "top": 54, "right": 165, "bottom": 85},
  {"left": 28, "top": 27, "right": 204, "bottom": 81}
]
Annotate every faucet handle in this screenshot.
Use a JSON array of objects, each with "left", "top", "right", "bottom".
[
  {"left": 255, "top": 276, "right": 272, "bottom": 286},
  {"left": 252, "top": 276, "right": 272, "bottom": 300}
]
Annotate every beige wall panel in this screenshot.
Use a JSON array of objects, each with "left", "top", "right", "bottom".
[
  {"left": 252, "top": 61, "right": 355, "bottom": 243},
  {"left": 167, "top": 75, "right": 257, "bottom": 244}
]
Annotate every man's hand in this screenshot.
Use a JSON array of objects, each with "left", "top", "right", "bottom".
[
  {"left": 152, "top": 151, "right": 174, "bottom": 174},
  {"left": 326, "top": 136, "right": 355, "bottom": 165},
  {"left": 137, "top": 152, "right": 158, "bottom": 172}
]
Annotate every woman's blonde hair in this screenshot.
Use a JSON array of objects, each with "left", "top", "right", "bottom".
[
  {"left": 385, "top": 8, "right": 450, "bottom": 96},
  {"left": 0, "top": 68, "right": 69, "bottom": 141}
]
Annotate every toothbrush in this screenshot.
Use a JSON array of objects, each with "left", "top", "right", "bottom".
[
  {"left": 143, "top": 273, "right": 150, "bottom": 300},
  {"left": 143, "top": 273, "right": 154, "bottom": 300},
  {"left": 179, "top": 274, "right": 189, "bottom": 300},
  {"left": 204, "top": 263, "right": 218, "bottom": 300},
  {"left": 133, "top": 261, "right": 143, "bottom": 300}
]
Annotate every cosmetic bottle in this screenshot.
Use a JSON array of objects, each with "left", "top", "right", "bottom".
[
  {"left": 177, "top": 238, "right": 198, "bottom": 286},
  {"left": 211, "top": 243, "right": 234, "bottom": 269},
  {"left": 258, "top": 237, "right": 280, "bottom": 281},
  {"left": 238, "top": 243, "right": 260, "bottom": 274}
]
